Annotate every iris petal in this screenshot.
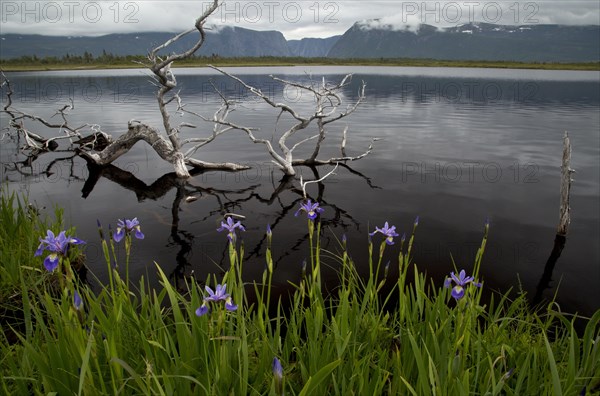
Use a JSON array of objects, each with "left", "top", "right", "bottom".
[
  {"left": 272, "top": 358, "right": 283, "bottom": 379},
  {"left": 195, "top": 305, "right": 209, "bottom": 316},
  {"left": 134, "top": 228, "right": 145, "bottom": 240},
  {"left": 113, "top": 228, "right": 125, "bottom": 243},
  {"left": 205, "top": 285, "right": 215, "bottom": 296},
  {"left": 35, "top": 243, "right": 45, "bottom": 257},
  {"left": 225, "top": 298, "right": 238, "bottom": 311},
  {"left": 450, "top": 272, "right": 461, "bottom": 285},
  {"left": 74, "top": 291, "right": 83, "bottom": 310},
  {"left": 44, "top": 254, "right": 59, "bottom": 272},
  {"left": 69, "top": 237, "right": 86, "bottom": 245},
  {"left": 451, "top": 286, "right": 465, "bottom": 300}
]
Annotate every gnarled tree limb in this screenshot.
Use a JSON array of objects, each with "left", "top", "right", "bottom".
[{"left": 207, "top": 66, "right": 374, "bottom": 176}]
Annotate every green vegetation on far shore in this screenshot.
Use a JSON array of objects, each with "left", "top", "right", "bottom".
[{"left": 1, "top": 53, "right": 599, "bottom": 72}]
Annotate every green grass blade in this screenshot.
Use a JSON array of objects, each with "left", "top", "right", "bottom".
[{"left": 298, "top": 359, "right": 341, "bottom": 396}]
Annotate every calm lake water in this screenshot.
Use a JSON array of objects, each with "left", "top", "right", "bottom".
[{"left": 1, "top": 66, "right": 599, "bottom": 315}]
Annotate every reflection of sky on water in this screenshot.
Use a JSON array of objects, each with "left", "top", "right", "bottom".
[{"left": 1, "top": 66, "right": 598, "bottom": 315}]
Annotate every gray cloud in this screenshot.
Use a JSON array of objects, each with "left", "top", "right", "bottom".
[{"left": 0, "top": 1, "right": 598, "bottom": 39}]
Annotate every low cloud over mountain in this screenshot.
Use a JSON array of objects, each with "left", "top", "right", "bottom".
[{"left": 1, "top": 22, "right": 598, "bottom": 63}]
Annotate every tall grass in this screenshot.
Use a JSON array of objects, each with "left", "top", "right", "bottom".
[{"left": 1, "top": 188, "right": 599, "bottom": 395}]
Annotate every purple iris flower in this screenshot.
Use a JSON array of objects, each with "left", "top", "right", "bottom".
[
  {"left": 204, "top": 284, "right": 230, "bottom": 302},
  {"left": 34, "top": 230, "right": 85, "bottom": 272},
  {"left": 195, "top": 284, "right": 238, "bottom": 316},
  {"left": 74, "top": 290, "right": 83, "bottom": 310},
  {"left": 294, "top": 199, "right": 324, "bottom": 221},
  {"left": 444, "top": 269, "right": 482, "bottom": 300},
  {"left": 272, "top": 357, "right": 283, "bottom": 379},
  {"left": 369, "top": 222, "right": 400, "bottom": 245},
  {"left": 217, "top": 217, "right": 245, "bottom": 242},
  {"left": 113, "top": 218, "right": 144, "bottom": 243}
]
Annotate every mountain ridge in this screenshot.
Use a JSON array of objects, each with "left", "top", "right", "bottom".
[
  {"left": 328, "top": 22, "right": 600, "bottom": 62},
  {"left": 1, "top": 22, "right": 598, "bottom": 63}
]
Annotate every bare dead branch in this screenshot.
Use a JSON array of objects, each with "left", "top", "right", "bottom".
[
  {"left": 180, "top": 103, "right": 245, "bottom": 157},
  {"left": 150, "top": 0, "right": 219, "bottom": 71},
  {"left": 204, "top": 68, "right": 373, "bottom": 176},
  {"left": 209, "top": 65, "right": 309, "bottom": 123},
  {"left": 2, "top": 70, "right": 91, "bottom": 153},
  {"left": 300, "top": 163, "right": 339, "bottom": 199},
  {"left": 194, "top": 110, "right": 292, "bottom": 173},
  {"left": 186, "top": 158, "right": 250, "bottom": 171},
  {"left": 290, "top": 134, "right": 320, "bottom": 153},
  {"left": 149, "top": 0, "right": 220, "bottom": 157},
  {"left": 293, "top": 140, "right": 376, "bottom": 166},
  {"left": 322, "top": 81, "right": 366, "bottom": 125}
]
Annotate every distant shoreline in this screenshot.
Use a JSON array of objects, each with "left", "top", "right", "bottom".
[{"left": 1, "top": 57, "right": 599, "bottom": 72}]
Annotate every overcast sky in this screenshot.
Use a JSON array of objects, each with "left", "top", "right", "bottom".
[{"left": 1, "top": 1, "right": 598, "bottom": 39}]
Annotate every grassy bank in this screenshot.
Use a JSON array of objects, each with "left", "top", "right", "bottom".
[
  {"left": 1, "top": 55, "right": 599, "bottom": 71},
  {"left": 1, "top": 187, "right": 599, "bottom": 395}
]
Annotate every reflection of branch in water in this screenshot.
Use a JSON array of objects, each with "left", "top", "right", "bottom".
[
  {"left": 243, "top": 167, "right": 363, "bottom": 266},
  {"left": 337, "top": 163, "right": 383, "bottom": 190},
  {"left": 188, "top": 183, "right": 262, "bottom": 225},
  {"left": 2, "top": 151, "right": 83, "bottom": 183},
  {"left": 11, "top": 149, "right": 380, "bottom": 288},
  {"left": 168, "top": 185, "right": 194, "bottom": 292},
  {"left": 244, "top": 195, "right": 304, "bottom": 263},
  {"left": 80, "top": 163, "right": 262, "bottom": 288},
  {"left": 47, "top": 154, "right": 85, "bottom": 184},
  {"left": 82, "top": 163, "right": 183, "bottom": 200},
  {"left": 532, "top": 235, "right": 566, "bottom": 307}
]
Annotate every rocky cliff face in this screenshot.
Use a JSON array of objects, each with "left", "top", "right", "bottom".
[
  {"left": 0, "top": 26, "right": 292, "bottom": 58},
  {"left": 200, "top": 26, "right": 291, "bottom": 57},
  {"left": 287, "top": 36, "right": 341, "bottom": 57}
]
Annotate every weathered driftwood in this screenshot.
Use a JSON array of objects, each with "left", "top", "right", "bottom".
[
  {"left": 533, "top": 133, "right": 574, "bottom": 304},
  {"left": 2, "top": 72, "right": 76, "bottom": 151},
  {"left": 77, "top": 120, "right": 248, "bottom": 177},
  {"left": 557, "top": 131, "right": 574, "bottom": 236}
]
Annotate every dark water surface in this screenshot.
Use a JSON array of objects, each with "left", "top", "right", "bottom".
[{"left": 1, "top": 66, "right": 599, "bottom": 315}]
